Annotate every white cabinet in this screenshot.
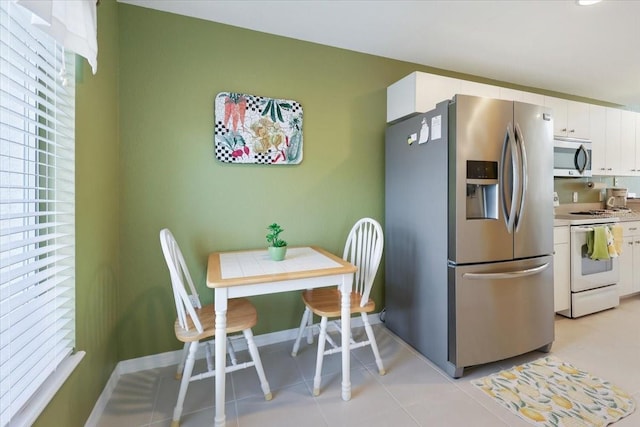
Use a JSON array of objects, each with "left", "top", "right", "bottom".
[
  {"left": 498, "top": 87, "right": 520, "bottom": 101},
  {"left": 636, "top": 114, "right": 640, "bottom": 173},
  {"left": 498, "top": 88, "right": 544, "bottom": 105},
  {"left": 544, "top": 97, "right": 590, "bottom": 139},
  {"left": 387, "top": 72, "right": 544, "bottom": 123},
  {"left": 590, "top": 105, "right": 608, "bottom": 175},
  {"left": 458, "top": 80, "right": 500, "bottom": 99},
  {"left": 520, "top": 92, "right": 545, "bottom": 106},
  {"left": 591, "top": 106, "right": 637, "bottom": 177},
  {"left": 553, "top": 226, "right": 570, "bottom": 312},
  {"left": 619, "top": 110, "right": 638, "bottom": 175},
  {"left": 386, "top": 72, "right": 505, "bottom": 123},
  {"left": 386, "top": 72, "right": 459, "bottom": 122},
  {"left": 387, "top": 73, "right": 640, "bottom": 177},
  {"left": 604, "top": 107, "right": 622, "bottom": 175},
  {"left": 618, "top": 221, "right": 640, "bottom": 297}
]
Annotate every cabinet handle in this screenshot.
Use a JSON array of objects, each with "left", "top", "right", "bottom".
[
  {"left": 569, "top": 129, "right": 575, "bottom": 133},
  {"left": 607, "top": 168, "right": 612, "bottom": 171},
  {"left": 636, "top": 240, "right": 640, "bottom": 244},
  {"left": 600, "top": 168, "right": 606, "bottom": 171},
  {"left": 561, "top": 128, "right": 567, "bottom": 132},
  {"left": 629, "top": 227, "right": 637, "bottom": 230}
]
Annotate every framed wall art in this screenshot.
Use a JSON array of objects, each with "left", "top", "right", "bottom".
[{"left": 214, "top": 92, "right": 303, "bottom": 165}]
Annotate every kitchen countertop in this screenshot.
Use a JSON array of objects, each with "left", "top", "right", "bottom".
[
  {"left": 554, "top": 212, "right": 640, "bottom": 227},
  {"left": 553, "top": 201, "right": 640, "bottom": 227}
]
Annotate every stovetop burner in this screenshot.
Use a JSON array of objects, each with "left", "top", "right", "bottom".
[
  {"left": 570, "top": 209, "right": 614, "bottom": 216},
  {"left": 569, "top": 207, "right": 633, "bottom": 217}
]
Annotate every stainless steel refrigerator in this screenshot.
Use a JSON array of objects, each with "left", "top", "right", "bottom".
[{"left": 384, "top": 94, "right": 555, "bottom": 378}]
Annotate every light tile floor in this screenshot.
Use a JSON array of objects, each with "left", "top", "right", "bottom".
[{"left": 96, "top": 297, "right": 640, "bottom": 426}]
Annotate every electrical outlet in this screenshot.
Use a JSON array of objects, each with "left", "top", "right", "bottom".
[
  {"left": 573, "top": 192, "right": 579, "bottom": 203},
  {"left": 614, "top": 177, "right": 619, "bottom": 186}
]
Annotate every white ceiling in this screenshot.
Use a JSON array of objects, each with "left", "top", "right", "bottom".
[{"left": 119, "top": 0, "right": 640, "bottom": 111}]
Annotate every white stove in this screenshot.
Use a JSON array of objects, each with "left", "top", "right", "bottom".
[{"left": 555, "top": 211, "right": 621, "bottom": 318}]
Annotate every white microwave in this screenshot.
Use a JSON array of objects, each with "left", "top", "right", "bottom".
[{"left": 553, "top": 138, "right": 592, "bottom": 177}]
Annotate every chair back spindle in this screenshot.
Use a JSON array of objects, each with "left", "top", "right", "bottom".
[
  {"left": 291, "top": 217, "right": 386, "bottom": 393},
  {"left": 159, "top": 228, "right": 272, "bottom": 425},
  {"left": 343, "top": 218, "right": 383, "bottom": 307},
  {"left": 160, "top": 228, "right": 204, "bottom": 333}
]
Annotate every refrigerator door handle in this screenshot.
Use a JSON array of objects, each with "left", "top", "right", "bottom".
[
  {"left": 514, "top": 122, "right": 528, "bottom": 232},
  {"left": 500, "top": 127, "right": 509, "bottom": 226},
  {"left": 462, "top": 263, "right": 550, "bottom": 280},
  {"left": 500, "top": 124, "right": 518, "bottom": 233}
]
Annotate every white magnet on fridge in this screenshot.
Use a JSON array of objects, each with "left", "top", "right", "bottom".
[
  {"left": 418, "top": 118, "right": 429, "bottom": 144},
  {"left": 431, "top": 115, "right": 442, "bottom": 140}
]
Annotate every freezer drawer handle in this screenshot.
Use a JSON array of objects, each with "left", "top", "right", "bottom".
[{"left": 463, "top": 263, "right": 550, "bottom": 280}]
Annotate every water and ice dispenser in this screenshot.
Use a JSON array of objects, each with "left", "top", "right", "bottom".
[{"left": 466, "top": 160, "right": 498, "bottom": 220}]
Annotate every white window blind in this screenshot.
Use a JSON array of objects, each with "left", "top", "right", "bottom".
[{"left": 0, "top": 1, "right": 76, "bottom": 426}]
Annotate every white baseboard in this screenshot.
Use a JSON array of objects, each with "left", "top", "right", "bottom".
[{"left": 84, "top": 316, "right": 381, "bottom": 426}]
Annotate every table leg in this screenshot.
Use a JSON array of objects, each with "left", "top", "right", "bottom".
[
  {"left": 341, "top": 273, "right": 352, "bottom": 401},
  {"left": 214, "top": 289, "right": 228, "bottom": 427}
]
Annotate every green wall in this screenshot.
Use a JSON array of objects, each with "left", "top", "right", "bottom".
[
  {"left": 34, "top": 0, "right": 120, "bottom": 425},
  {"left": 36, "top": 2, "right": 640, "bottom": 424},
  {"left": 116, "top": 5, "right": 424, "bottom": 360}
]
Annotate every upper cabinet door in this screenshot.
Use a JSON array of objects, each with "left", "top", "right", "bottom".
[
  {"left": 544, "top": 97, "right": 590, "bottom": 139},
  {"left": 566, "top": 101, "right": 590, "bottom": 140},
  {"left": 590, "top": 105, "right": 608, "bottom": 175},
  {"left": 619, "top": 110, "right": 637, "bottom": 175},
  {"left": 544, "top": 97, "right": 568, "bottom": 137},
  {"left": 605, "top": 108, "right": 622, "bottom": 175}
]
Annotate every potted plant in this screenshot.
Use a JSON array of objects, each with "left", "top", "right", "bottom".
[{"left": 266, "top": 223, "right": 287, "bottom": 261}]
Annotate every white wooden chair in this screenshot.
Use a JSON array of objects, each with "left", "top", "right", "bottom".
[
  {"left": 290, "top": 218, "right": 385, "bottom": 395},
  {"left": 159, "top": 229, "right": 271, "bottom": 427}
]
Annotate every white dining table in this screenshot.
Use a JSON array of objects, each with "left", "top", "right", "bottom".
[{"left": 206, "top": 245, "right": 357, "bottom": 427}]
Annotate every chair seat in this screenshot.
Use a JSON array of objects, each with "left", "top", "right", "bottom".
[
  {"left": 291, "top": 218, "right": 385, "bottom": 395},
  {"left": 174, "top": 298, "right": 257, "bottom": 342},
  {"left": 302, "top": 288, "right": 375, "bottom": 318},
  {"left": 160, "top": 228, "right": 271, "bottom": 426}
]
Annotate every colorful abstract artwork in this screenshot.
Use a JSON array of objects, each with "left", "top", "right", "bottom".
[{"left": 214, "top": 92, "right": 303, "bottom": 165}]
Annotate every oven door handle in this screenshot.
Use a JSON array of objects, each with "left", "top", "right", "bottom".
[
  {"left": 463, "top": 263, "right": 550, "bottom": 280},
  {"left": 572, "top": 226, "right": 596, "bottom": 233}
]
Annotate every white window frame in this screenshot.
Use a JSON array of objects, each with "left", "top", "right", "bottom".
[{"left": 1, "top": 2, "right": 84, "bottom": 426}]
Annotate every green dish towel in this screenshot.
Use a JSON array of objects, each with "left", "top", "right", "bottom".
[{"left": 588, "top": 226, "right": 610, "bottom": 260}]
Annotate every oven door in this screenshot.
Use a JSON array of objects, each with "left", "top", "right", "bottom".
[{"left": 570, "top": 225, "right": 619, "bottom": 292}]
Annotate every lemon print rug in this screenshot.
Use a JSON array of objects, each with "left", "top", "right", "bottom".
[{"left": 472, "top": 356, "right": 635, "bottom": 427}]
